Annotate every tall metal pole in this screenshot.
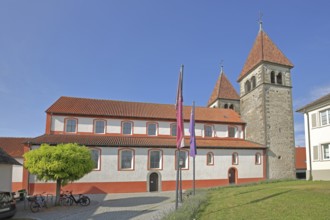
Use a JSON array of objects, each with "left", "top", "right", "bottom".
[
  {"left": 193, "top": 156, "right": 195, "bottom": 195},
  {"left": 179, "top": 161, "right": 182, "bottom": 202},
  {"left": 175, "top": 149, "right": 180, "bottom": 209}
]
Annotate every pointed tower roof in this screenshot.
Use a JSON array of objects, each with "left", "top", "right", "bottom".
[
  {"left": 237, "top": 29, "right": 294, "bottom": 82},
  {"left": 208, "top": 70, "right": 239, "bottom": 107}
]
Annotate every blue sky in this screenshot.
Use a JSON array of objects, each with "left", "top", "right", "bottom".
[{"left": 1, "top": 1, "right": 330, "bottom": 147}]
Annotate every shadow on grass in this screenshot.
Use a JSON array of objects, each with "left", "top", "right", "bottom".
[{"left": 204, "top": 189, "right": 293, "bottom": 217}]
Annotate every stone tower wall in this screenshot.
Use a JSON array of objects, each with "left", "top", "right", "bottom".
[{"left": 240, "top": 64, "right": 295, "bottom": 179}]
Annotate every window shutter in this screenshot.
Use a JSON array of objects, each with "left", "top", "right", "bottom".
[
  {"left": 313, "top": 145, "right": 319, "bottom": 161},
  {"left": 311, "top": 113, "right": 317, "bottom": 128}
]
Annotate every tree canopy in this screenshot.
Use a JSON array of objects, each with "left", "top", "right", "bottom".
[{"left": 24, "top": 143, "right": 94, "bottom": 203}]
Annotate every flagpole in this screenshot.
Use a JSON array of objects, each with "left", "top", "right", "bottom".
[
  {"left": 193, "top": 155, "right": 195, "bottom": 195},
  {"left": 175, "top": 149, "right": 180, "bottom": 209}
]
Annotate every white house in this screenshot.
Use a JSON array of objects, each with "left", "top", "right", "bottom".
[
  {"left": 297, "top": 93, "right": 330, "bottom": 180},
  {"left": 0, "top": 147, "right": 21, "bottom": 192}
]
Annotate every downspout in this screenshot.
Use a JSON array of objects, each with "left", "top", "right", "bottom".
[{"left": 306, "top": 112, "right": 313, "bottom": 180}]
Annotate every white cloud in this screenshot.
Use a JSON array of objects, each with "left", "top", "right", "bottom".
[
  {"left": 295, "top": 133, "right": 306, "bottom": 147},
  {"left": 310, "top": 84, "right": 330, "bottom": 100}
]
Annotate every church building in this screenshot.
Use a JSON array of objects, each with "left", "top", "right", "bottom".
[{"left": 8, "top": 23, "right": 296, "bottom": 195}]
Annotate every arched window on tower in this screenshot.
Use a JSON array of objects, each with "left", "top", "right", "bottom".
[
  {"left": 229, "top": 104, "right": 234, "bottom": 110},
  {"left": 224, "top": 104, "right": 228, "bottom": 109},
  {"left": 251, "top": 76, "right": 256, "bottom": 89},
  {"left": 277, "top": 72, "right": 282, "bottom": 85},
  {"left": 271, "top": 71, "right": 276, "bottom": 84},
  {"left": 245, "top": 80, "right": 251, "bottom": 93}
]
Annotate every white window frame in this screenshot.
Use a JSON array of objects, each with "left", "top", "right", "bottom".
[
  {"left": 176, "top": 150, "right": 189, "bottom": 169},
  {"left": 322, "top": 144, "right": 330, "bottom": 160},
  {"left": 94, "top": 120, "right": 106, "bottom": 134},
  {"left": 149, "top": 150, "right": 162, "bottom": 169},
  {"left": 255, "top": 153, "right": 261, "bottom": 165},
  {"left": 204, "top": 125, "right": 213, "bottom": 137},
  {"left": 90, "top": 148, "right": 101, "bottom": 170},
  {"left": 320, "top": 109, "right": 330, "bottom": 126},
  {"left": 232, "top": 152, "right": 239, "bottom": 165},
  {"left": 147, "top": 123, "right": 157, "bottom": 136},
  {"left": 119, "top": 149, "right": 134, "bottom": 170},
  {"left": 207, "top": 152, "right": 214, "bottom": 166},
  {"left": 122, "top": 122, "right": 133, "bottom": 135},
  {"left": 65, "top": 118, "right": 77, "bottom": 133}
]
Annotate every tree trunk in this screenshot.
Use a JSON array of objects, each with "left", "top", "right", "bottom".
[{"left": 55, "top": 179, "right": 62, "bottom": 206}]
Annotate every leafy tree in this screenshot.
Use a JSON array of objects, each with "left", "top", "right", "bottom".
[{"left": 24, "top": 143, "right": 94, "bottom": 204}]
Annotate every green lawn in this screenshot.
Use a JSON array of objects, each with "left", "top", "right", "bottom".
[{"left": 196, "top": 180, "right": 330, "bottom": 220}]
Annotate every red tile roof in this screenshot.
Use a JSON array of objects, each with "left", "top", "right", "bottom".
[
  {"left": 29, "top": 134, "right": 264, "bottom": 149},
  {"left": 46, "top": 96, "right": 245, "bottom": 124},
  {"left": 0, "top": 137, "right": 31, "bottom": 157},
  {"left": 208, "top": 72, "right": 240, "bottom": 107},
  {"left": 238, "top": 30, "right": 293, "bottom": 82},
  {"left": 296, "top": 147, "right": 307, "bottom": 169}
]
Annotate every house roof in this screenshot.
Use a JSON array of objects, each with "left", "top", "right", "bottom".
[
  {"left": 28, "top": 134, "right": 265, "bottom": 149},
  {"left": 207, "top": 71, "right": 240, "bottom": 107},
  {"left": 0, "top": 137, "right": 31, "bottom": 157},
  {"left": 296, "top": 93, "right": 330, "bottom": 113},
  {"left": 295, "top": 147, "right": 306, "bottom": 170},
  {"left": 0, "top": 147, "right": 21, "bottom": 165},
  {"left": 46, "top": 96, "right": 245, "bottom": 124},
  {"left": 238, "top": 29, "right": 293, "bottom": 82}
]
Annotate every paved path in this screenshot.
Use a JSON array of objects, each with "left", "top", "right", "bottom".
[{"left": 13, "top": 191, "right": 176, "bottom": 220}]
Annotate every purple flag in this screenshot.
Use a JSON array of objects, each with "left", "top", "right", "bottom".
[
  {"left": 189, "top": 102, "right": 197, "bottom": 157},
  {"left": 176, "top": 65, "right": 184, "bottom": 149}
]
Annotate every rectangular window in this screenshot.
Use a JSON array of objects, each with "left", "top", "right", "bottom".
[
  {"left": 322, "top": 144, "right": 330, "bottom": 160},
  {"left": 255, "top": 153, "right": 261, "bottom": 165},
  {"left": 171, "top": 124, "right": 177, "bottom": 136},
  {"left": 228, "top": 127, "right": 236, "bottom": 137},
  {"left": 232, "top": 153, "right": 238, "bottom": 165},
  {"left": 150, "top": 150, "right": 162, "bottom": 169},
  {"left": 148, "top": 123, "right": 157, "bottom": 136},
  {"left": 90, "top": 149, "right": 100, "bottom": 170},
  {"left": 65, "top": 119, "right": 77, "bottom": 133},
  {"left": 204, "top": 125, "right": 213, "bottom": 137},
  {"left": 313, "top": 145, "right": 319, "bottom": 161},
  {"left": 320, "top": 109, "right": 330, "bottom": 126},
  {"left": 176, "top": 151, "right": 188, "bottom": 169},
  {"left": 122, "top": 122, "right": 132, "bottom": 135},
  {"left": 94, "top": 120, "right": 105, "bottom": 134},
  {"left": 120, "top": 150, "right": 133, "bottom": 169}
]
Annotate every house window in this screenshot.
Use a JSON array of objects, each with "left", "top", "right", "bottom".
[
  {"left": 320, "top": 109, "right": 330, "bottom": 126},
  {"left": 224, "top": 104, "right": 228, "bottom": 109},
  {"left": 311, "top": 113, "right": 317, "bottom": 128},
  {"left": 122, "top": 122, "right": 133, "bottom": 135},
  {"left": 228, "top": 126, "right": 237, "bottom": 138},
  {"left": 176, "top": 150, "right": 188, "bottom": 169},
  {"left": 94, "top": 120, "right": 106, "bottom": 134},
  {"left": 313, "top": 145, "right": 319, "bottom": 161},
  {"left": 90, "top": 148, "right": 101, "bottom": 170},
  {"left": 65, "top": 118, "right": 77, "bottom": 133},
  {"left": 149, "top": 150, "right": 162, "bottom": 169},
  {"left": 119, "top": 149, "right": 134, "bottom": 170},
  {"left": 147, "top": 123, "right": 157, "bottom": 136},
  {"left": 204, "top": 125, "right": 213, "bottom": 137},
  {"left": 232, "top": 153, "right": 238, "bottom": 165},
  {"left": 255, "top": 153, "right": 261, "bottom": 165},
  {"left": 171, "top": 123, "right": 177, "bottom": 136},
  {"left": 229, "top": 104, "right": 234, "bottom": 110},
  {"left": 207, "top": 152, "right": 214, "bottom": 165},
  {"left": 322, "top": 144, "right": 330, "bottom": 160}
]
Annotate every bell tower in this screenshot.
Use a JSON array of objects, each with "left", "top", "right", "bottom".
[{"left": 238, "top": 23, "right": 295, "bottom": 179}]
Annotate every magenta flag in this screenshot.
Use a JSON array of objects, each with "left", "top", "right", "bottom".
[
  {"left": 189, "top": 102, "right": 197, "bottom": 157},
  {"left": 176, "top": 65, "right": 185, "bottom": 149}
]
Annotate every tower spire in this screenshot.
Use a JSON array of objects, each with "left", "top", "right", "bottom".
[
  {"left": 220, "top": 59, "right": 224, "bottom": 73},
  {"left": 258, "top": 11, "right": 263, "bottom": 31}
]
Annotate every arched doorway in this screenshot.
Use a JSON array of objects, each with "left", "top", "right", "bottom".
[
  {"left": 228, "top": 168, "right": 237, "bottom": 184},
  {"left": 149, "top": 172, "right": 159, "bottom": 192}
]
